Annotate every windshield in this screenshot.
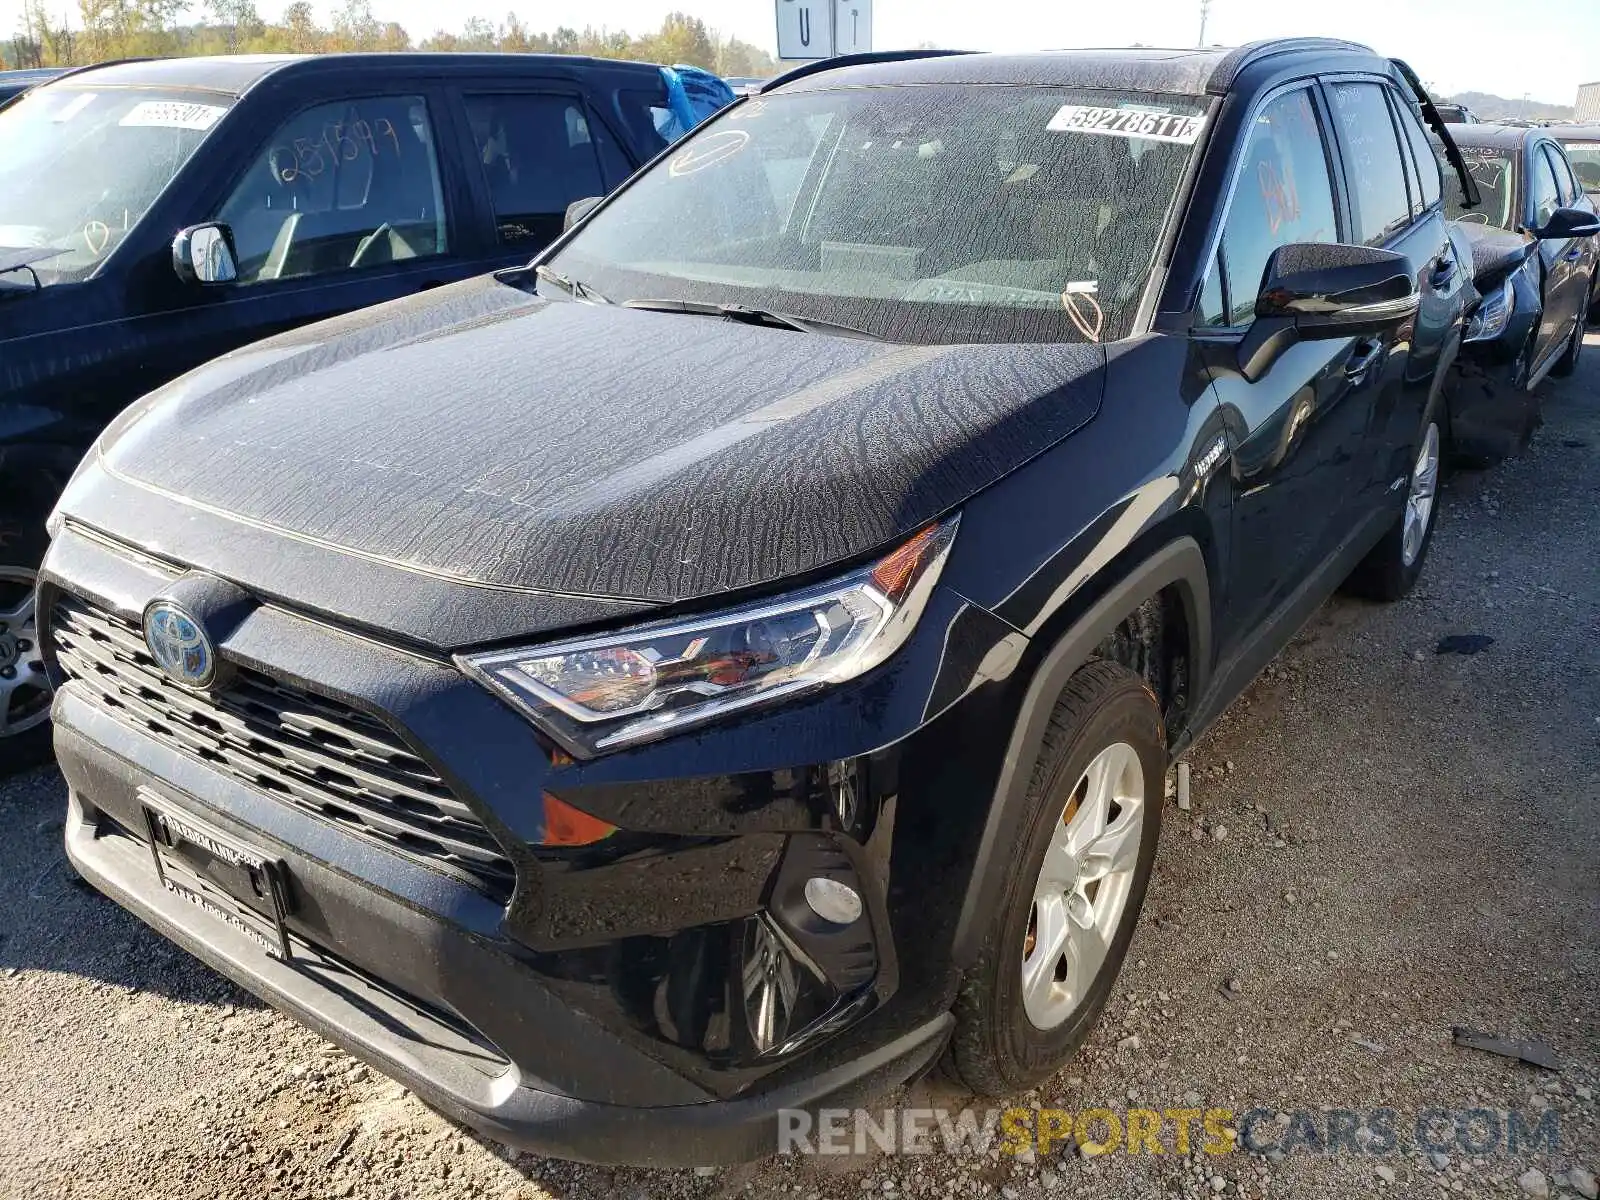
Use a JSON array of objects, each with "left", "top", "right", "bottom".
[
  {"left": 1445, "top": 147, "right": 1516, "bottom": 230},
  {"left": 1559, "top": 140, "right": 1600, "bottom": 192},
  {"left": 547, "top": 85, "right": 1208, "bottom": 344},
  {"left": 0, "top": 86, "right": 232, "bottom": 289}
]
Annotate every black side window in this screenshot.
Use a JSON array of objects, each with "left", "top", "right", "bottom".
[
  {"left": 1394, "top": 95, "right": 1442, "bottom": 210},
  {"left": 1528, "top": 146, "right": 1562, "bottom": 229},
  {"left": 1543, "top": 144, "right": 1576, "bottom": 206},
  {"left": 1216, "top": 87, "right": 1340, "bottom": 325},
  {"left": 615, "top": 85, "right": 675, "bottom": 158},
  {"left": 216, "top": 95, "right": 449, "bottom": 283},
  {"left": 465, "top": 93, "right": 607, "bottom": 248},
  {"left": 1327, "top": 81, "right": 1413, "bottom": 245},
  {"left": 1198, "top": 251, "right": 1226, "bottom": 325}
]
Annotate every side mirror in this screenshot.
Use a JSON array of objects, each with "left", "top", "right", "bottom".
[
  {"left": 172, "top": 223, "right": 238, "bottom": 285},
  {"left": 1532, "top": 205, "right": 1600, "bottom": 241},
  {"left": 1238, "top": 242, "right": 1419, "bottom": 381},
  {"left": 563, "top": 196, "right": 603, "bottom": 232}
]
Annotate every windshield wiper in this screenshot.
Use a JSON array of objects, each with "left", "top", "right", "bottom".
[
  {"left": 534, "top": 263, "right": 611, "bottom": 305},
  {"left": 0, "top": 245, "right": 68, "bottom": 294},
  {"left": 622, "top": 298, "right": 883, "bottom": 340}
]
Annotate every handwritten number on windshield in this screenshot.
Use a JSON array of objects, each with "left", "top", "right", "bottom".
[{"left": 272, "top": 116, "right": 402, "bottom": 183}]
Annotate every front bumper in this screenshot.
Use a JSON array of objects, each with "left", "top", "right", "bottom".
[
  {"left": 40, "top": 522, "right": 1025, "bottom": 1164},
  {"left": 57, "top": 704, "right": 952, "bottom": 1165}
]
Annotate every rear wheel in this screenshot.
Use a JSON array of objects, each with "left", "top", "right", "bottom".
[
  {"left": 947, "top": 661, "right": 1164, "bottom": 1096},
  {"left": 1344, "top": 411, "right": 1441, "bottom": 602}
]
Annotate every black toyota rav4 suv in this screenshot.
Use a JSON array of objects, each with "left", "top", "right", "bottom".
[{"left": 41, "top": 40, "right": 1475, "bottom": 1165}]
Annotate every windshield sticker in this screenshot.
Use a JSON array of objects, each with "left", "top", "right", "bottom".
[
  {"left": 1047, "top": 105, "right": 1206, "bottom": 145},
  {"left": 669, "top": 129, "right": 750, "bottom": 177},
  {"left": 119, "top": 100, "right": 228, "bottom": 132},
  {"left": 52, "top": 93, "right": 97, "bottom": 122}
]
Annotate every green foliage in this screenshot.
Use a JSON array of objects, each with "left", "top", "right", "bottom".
[{"left": 3, "top": 5, "right": 777, "bottom": 75}]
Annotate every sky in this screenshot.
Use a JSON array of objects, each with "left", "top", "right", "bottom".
[{"left": 4, "top": 0, "right": 1596, "bottom": 104}]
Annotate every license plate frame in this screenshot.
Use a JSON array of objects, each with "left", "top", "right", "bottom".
[{"left": 140, "top": 786, "right": 293, "bottom": 961}]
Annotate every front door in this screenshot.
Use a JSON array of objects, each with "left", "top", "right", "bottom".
[{"left": 1194, "top": 84, "right": 1380, "bottom": 654}]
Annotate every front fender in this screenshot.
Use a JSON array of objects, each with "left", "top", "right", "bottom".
[{"left": 948, "top": 536, "right": 1210, "bottom": 968}]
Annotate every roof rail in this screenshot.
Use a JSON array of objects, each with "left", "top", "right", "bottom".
[
  {"left": 1206, "top": 37, "right": 1374, "bottom": 95},
  {"left": 39, "top": 56, "right": 160, "bottom": 85},
  {"left": 760, "top": 48, "right": 971, "bottom": 93}
]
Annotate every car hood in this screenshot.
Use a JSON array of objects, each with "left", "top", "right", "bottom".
[
  {"left": 1450, "top": 221, "right": 1531, "bottom": 288},
  {"left": 86, "top": 275, "right": 1106, "bottom": 646}
]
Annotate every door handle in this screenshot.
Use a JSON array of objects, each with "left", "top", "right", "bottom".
[{"left": 1345, "top": 337, "right": 1384, "bottom": 382}]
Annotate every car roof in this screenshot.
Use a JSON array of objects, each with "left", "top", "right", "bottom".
[
  {"left": 1444, "top": 122, "right": 1552, "bottom": 152},
  {"left": 0, "top": 67, "right": 68, "bottom": 84},
  {"left": 1552, "top": 125, "right": 1600, "bottom": 142},
  {"left": 765, "top": 38, "right": 1387, "bottom": 99},
  {"left": 39, "top": 52, "right": 665, "bottom": 98}
]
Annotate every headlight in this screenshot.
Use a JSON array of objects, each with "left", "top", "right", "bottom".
[
  {"left": 1463, "top": 277, "right": 1514, "bottom": 344},
  {"left": 461, "top": 518, "right": 959, "bottom": 757}
]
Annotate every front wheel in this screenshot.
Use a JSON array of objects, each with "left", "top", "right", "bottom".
[
  {"left": 0, "top": 561, "right": 52, "bottom": 773},
  {"left": 1550, "top": 300, "right": 1589, "bottom": 378},
  {"left": 946, "top": 661, "right": 1164, "bottom": 1096}
]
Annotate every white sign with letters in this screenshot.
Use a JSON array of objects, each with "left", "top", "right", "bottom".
[
  {"left": 776, "top": 0, "right": 829, "bottom": 60},
  {"left": 832, "top": 0, "right": 872, "bottom": 56}
]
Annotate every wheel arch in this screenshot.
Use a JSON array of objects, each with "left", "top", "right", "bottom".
[{"left": 949, "top": 536, "right": 1210, "bottom": 969}]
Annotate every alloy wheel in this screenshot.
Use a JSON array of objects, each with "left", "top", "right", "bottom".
[
  {"left": 1020, "top": 740, "right": 1146, "bottom": 1030},
  {"left": 1401, "top": 423, "right": 1440, "bottom": 568},
  {"left": 0, "top": 566, "right": 51, "bottom": 740}
]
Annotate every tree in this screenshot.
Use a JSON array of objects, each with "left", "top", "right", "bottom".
[
  {"left": 640, "top": 11, "right": 715, "bottom": 69},
  {"left": 281, "top": 0, "right": 320, "bottom": 51},
  {"left": 206, "top": 0, "right": 259, "bottom": 52},
  {"left": 331, "top": 0, "right": 380, "bottom": 50}
]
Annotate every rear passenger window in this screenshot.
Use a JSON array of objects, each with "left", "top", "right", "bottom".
[
  {"left": 217, "top": 95, "right": 448, "bottom": 283},
  {"left": 1394, "top": 99, "right": 1441, "bottom": 209},
  {"left": 465, "top": 93, "right": 607, "bottom": 248},
  {"left": 616, "top": 86, "right": 675, "bottom": 158},
  {"left": 1217, "top": 88, "right": 1339, "bottom": 325},
  {"left": 1327, "top": 82, "right": 1413, "bottom": 245}
]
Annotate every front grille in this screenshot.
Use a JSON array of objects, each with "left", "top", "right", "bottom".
[{"left": 51, "top": 592, "right": 515, "bottom": 902}]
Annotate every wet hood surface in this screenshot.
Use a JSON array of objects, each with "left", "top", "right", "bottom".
[{"left": 98, "top": 274, "right": 1105, "bottom": 621}]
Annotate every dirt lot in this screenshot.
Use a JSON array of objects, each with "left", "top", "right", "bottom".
[{"left": 2, "top": 337, "right": 1597, "bottom": 1200}]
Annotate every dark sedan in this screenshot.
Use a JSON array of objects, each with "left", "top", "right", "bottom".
[
  {"left": 1555, "top": 125, "right": 1600, "bottom": 208},
  {"left": 1444, "top": 123, "right": 1600, "bottom": 375},
  {"left": 0, "top": 66, "right": 66, "bottom": 108}
]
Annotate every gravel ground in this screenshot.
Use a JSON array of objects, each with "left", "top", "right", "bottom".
[{"left": 3, "top": 337, "right": 1597, "bottom": 1200}]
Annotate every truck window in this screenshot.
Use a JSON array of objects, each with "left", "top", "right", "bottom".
[
  {"left": 217, "top": 95, "right": 448, "bottom": 282},
  {"left": 464, "top": 93, "right": 607, "bottom": 248}
]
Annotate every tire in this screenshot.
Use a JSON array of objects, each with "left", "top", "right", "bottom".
[
  {"left": 946, "top": 660, "right": 1164, "bottom": 1097},
  {"left": 1550, "top": 301, "right": 1588, "bottom": 378},
  {"left": 0, "top": 513, "right": 53, "bottom": 775},
  {"left": 1343, "top": 396, "right": 1444, "bottom": 603}
]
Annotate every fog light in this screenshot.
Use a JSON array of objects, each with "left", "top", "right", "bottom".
[{"left": 803, "top": 876, "right": 863, "bottom": 925}]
